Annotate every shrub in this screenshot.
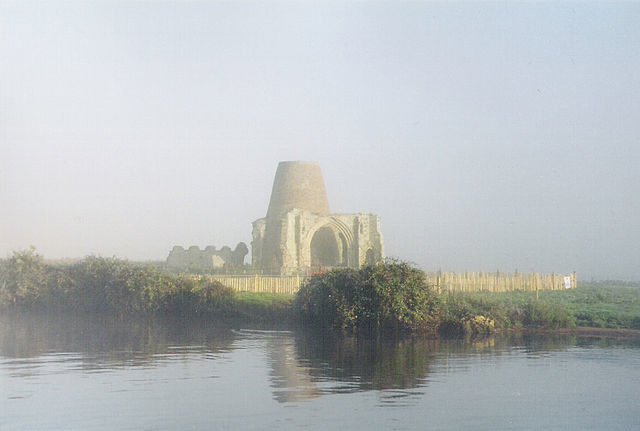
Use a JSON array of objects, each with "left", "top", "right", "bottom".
[
  {"left": 294, "top": 261, "right": 439, "bottom": 333},
  {"left": 161, "top": 276, "right": 235, "bottom": 316},
  {"left": 437, "top": 297, "right": 495, "bottom": 337},
  {"left": 0, "top": 250, "right": 236, "bottom": 317},
  {"left": 294, "top": 268, "right": 361, "bottom": 329},
  {"left": 0, "top": 248, "right": 48, "bottom": 308},
  {"left": 470, "top": 315, "right": 495, "bottom": 334},
  {"left": 437, "top": 297, "right": 472, "bottom": 337}
]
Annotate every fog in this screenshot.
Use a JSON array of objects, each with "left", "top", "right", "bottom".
[{"left": 1, "top": 1, "right": 639, "bottom": 280}]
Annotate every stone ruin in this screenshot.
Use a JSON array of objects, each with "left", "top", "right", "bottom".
[
  {"left": 252, "top": 161, "right": 384, "bottom": 275},
  {"left": 166, "top": 161, "right": 384, "bottom": 274},
  {"left": 166, "top": 243, "right": 248, "bottom": 272}
]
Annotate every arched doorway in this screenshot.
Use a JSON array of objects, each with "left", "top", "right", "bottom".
[{"left": 310, "top": 226, "right": 340, "bottom": 268}]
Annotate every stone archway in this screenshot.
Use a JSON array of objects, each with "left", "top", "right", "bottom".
[
  {"left": 310, "top": 226, "right": 340, "bottom": 267},
  {"left": 302, "top": 217, "right": 355, "bottom": 271}
]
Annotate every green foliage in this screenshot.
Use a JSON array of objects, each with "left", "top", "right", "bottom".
[
  {"left": 233, "top": 292, "right": 294, "bottom": 322},
  {"left": 0, "top": 247, "right": 48, "bottom": 307},
  {"left": 3, "top": 249, "right": 640, "bottom": 333},
  {"left": 442, "top": 282, "right": 640, "bottom": 331},
  {"left": 437, "top": 296, "right": 472, "bottom": 337},
  {"left": 159, "top": 277, "right": 236, "bottom": 317},
  {"left": 294, "top": 261, "right": 439, "bottom": 333},
  {"left": 437, "top": 296, "right": 496, "bottom": 337},
  {"left": 521, "top": 300, "right": 575, "bottom": 329},
  {"left": 0, "top": 249, "right": 235, "bottom": 317},
  {"left": 295, "top": 267, "right": 360, "bottom": 329},
  {"left": 553, "top": 284, "right": 640, "bottom": 329}
]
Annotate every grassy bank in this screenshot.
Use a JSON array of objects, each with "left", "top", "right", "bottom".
[
  {"left": 233, "top": 292, "right": 294, "bottom": 322},
  {"left": 237, "top": 283, "right": 640, "bottom": 337},
  {"left": 444, "top": 282, "right": 640, "bottom": 331},
  {"left": 234, "top": 284, "right": 640, "bottom": 335},
  {"left": 3, "top": 249, "right": 639, "bottom": 335}
]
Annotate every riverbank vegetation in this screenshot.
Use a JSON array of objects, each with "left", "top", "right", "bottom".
[
  {"left": 448, "top": 284, "right": 640, "bottom": 331},
  {"left": 294, "top": 261, "right": 439, "bottom": 333},
  {"left": 294, "top": 266, "right": 640, "bottom": 336},
  {"left": 2, "top": 249, "right": 639, "bottom": 336},
  {"left": 0, "top": 248, "right": 236, "bottom": 317}
]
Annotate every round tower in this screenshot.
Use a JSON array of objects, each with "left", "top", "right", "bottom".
[
  {"left": 252, "top": 161, "right": 384, "bottom": 274},
  {"left": 266, "top": 161, "right": 329, "bottom": 219}
]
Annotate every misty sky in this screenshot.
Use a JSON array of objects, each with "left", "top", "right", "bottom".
[{"left": 1, "top": 1, "right": 639, "bottom": 280}]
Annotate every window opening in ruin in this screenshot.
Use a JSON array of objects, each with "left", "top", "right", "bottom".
[{"left": 365, "top": 248, "right": 376, "bottom": 265}]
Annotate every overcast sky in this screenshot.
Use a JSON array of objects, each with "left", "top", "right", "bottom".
[{"left": 1, "top": 1, "right": 639, "bottom": 280}]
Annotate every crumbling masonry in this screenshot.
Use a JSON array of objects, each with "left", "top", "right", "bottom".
[
  {"left": 251, "top": 161, "right": 384, "bottom": 274},
  {"left": 167, "top": 161, "right": 384, "bottom": 274}
]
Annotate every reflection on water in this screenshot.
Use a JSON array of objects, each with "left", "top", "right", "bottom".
[
  {"left": 1, "top": 312, "right": 639, "bottom": 394},
  {"left": 2, "top": 312, "right": 640, "bottom": 430},
  {"left": 235, "top": 329, "right": 323, "bottom": 403},
  {"left": 0, "top": 312, "right": 236, "bottom": 373},
  {"left": 295, "top": 331, "right": 436, "bottom": 393}
]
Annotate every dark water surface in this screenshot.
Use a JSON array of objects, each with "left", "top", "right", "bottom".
[{"left": 1, "top": 312, "right": 639, "bottom": 430}]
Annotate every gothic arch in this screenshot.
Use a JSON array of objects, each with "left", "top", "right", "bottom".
[{"left": 302, "top": 217, "right": 355, "bottom": 269}]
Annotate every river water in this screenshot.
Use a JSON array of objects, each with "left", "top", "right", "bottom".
[{"left": 1, "top": 312, "right": 639, "bottom": 430}]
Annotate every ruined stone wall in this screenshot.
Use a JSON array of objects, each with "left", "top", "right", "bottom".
[
  {"left": 165, "top": 161, "right": 382, "bottom": 275},
  {"left": 166, "top": 243, "right": 248, "bottom": 272},
  {"left": 251, "top": 161, "right": 384, "bottom": 274},
  {"left": 252, "top": 209, "right": 384, "bottom": 274}
]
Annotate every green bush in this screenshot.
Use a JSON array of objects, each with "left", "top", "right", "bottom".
[
  {"left": 294, "top": 261, "right": 439, "bottom": 333},
  {"left": 0, "top": 248, "right": 48, "bottom": 307},
  {"left": 437, "top": 297, "right": 496, "bottom": 337},
  {"left": 159, "top": 276, "right": 235, "bottom": 317},
  {"left": 0, "top": 250, "right": 235, "bottom": 317},
  {"left": 294, "top": 268, "right": 361, "bottom": 329},
  {"left": 437, "top": 297, "right": 472, "bottom": 337}
]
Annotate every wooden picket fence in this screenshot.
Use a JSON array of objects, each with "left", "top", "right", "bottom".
[
  {"left": 426, "top": 271, "right": 577, "bottom": 294},
  {"left": 210, "top": 275, "right": 304, "bottom": 294},
  {"left": 205, "top": 271, "right": 577, "bottom": 295}
]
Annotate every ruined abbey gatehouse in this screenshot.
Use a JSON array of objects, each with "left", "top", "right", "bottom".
[{"left": 167, "top": 161, "right": 384, "bottom": 275}]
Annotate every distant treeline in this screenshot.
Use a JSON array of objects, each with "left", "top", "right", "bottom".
[{"left": 0, "top": 248, "right": 235, "bottom": 316}]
